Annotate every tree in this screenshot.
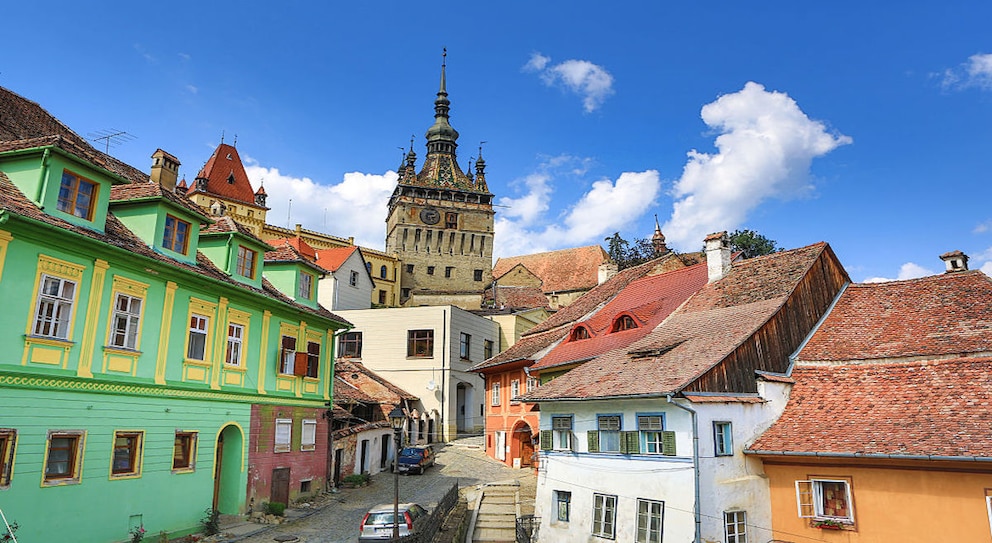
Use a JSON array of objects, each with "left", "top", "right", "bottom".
[
  {"left": 604, "top": 232, "right": 660, "bottom": 270},
  {"left": 727, "top": 229, "right": 781, "bottom": 259}
]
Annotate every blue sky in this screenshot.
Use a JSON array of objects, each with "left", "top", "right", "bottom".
[{"left": 4, "top": 1, "right": 992, "bottom": 281}]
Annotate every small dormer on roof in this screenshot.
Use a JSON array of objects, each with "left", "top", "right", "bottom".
[
  {"left": 109, "top": 182, "right": 213, "bottom": 266},
  {"left": 264, "top": 242, "right": 327, "bottom": 309},
  {"left": 199, "top": 215, "right": 274, "bottom": 288}
]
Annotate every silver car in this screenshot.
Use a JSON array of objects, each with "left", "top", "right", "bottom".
[{"left": 358, "top": 503, "right": 428, "bottom": 541}]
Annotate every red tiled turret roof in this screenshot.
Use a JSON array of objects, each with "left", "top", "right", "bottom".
[{"left": 189, "top": 143, "right": 265, "bottom": 207}]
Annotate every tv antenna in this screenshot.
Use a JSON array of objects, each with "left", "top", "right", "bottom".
[{"left": 87, "top": 129, "right": 136, "bottom": 154}]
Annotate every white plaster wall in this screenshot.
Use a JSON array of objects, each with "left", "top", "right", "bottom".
[
  {"left": 317, "top": 251, "right": 373, "bottom": 310},
  {"left": 351, "top": 427, "right": 395, "bottom": 476}
]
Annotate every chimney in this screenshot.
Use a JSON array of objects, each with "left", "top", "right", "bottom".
[
  {"left": 150, "top": 149, "right": 180, "bottom": 191},
  {"left": 940, "top": 250, "right": 969, "bottom": 273},
  {"left": 705, "top": 231, "right": 731, "bottom": 283},
  {"left": 598, "top": 261, "right": 618, "bottom": 284}
]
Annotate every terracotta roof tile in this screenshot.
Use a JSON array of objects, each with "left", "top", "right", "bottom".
[
  {"left": 200, "top": 215, "right": 267, "bottom": 245},
  {"left": 494, "top": 245, "right": 610, "bottom": 293},
  {"left": 483, "top": 285, "right": 551, "bottom": 310},
  {"left": 334, "top": 358, "right": 417, "bottom": 402},
  {"left": 798, "top": 271, "right": 992, "bottom": 362},
  {"left": 470, "top": 327, "right": 569, "bottom": 372},
  {"left": 187, "top": 143, "right": 262, "bottom": 207},
  {"left": 749, "top": 358, "right": 992, "bottom": 458},
  {"left": 264, "top": 244, "right": 327, "bottom": 274},
  {"left": 315, "top": 245, "right": 358, "bottom": 272},
  {"left": 110, "top": 180, "right": 212, "bottom": 222}
]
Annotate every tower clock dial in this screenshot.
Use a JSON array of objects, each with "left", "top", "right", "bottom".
[{"left": 420, "top": 207, "right": 440, "bottom": 225}]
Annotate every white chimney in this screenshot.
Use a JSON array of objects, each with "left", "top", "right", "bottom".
[
  {"left": 705, "top": 231, "right": 731, "bottom": 283},
  {"left": 940, "top": 250, "right": 969, "bottom": 273},
  {"left": 598, "top": 261, "right": 618, "bottom": 284}
]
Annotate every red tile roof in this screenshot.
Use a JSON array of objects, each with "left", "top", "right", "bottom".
[
  {"left": 798, "top": 271, "right": 992, "bottom": 362},
  {"left": 470, "top": 327, "right": 570, "bottom": 372},
  {"left": 483, "top": 285, "right": 551, "bottom": 310},
  {"left": 748, "top": 358, "right": 992, "bottom": 459},
  {"left": 315, "top": 245, "right": 358, "bottom": 272},
  {"left": 494, "top": 245, "right": 610, "bottom": 293},
  {"left": 269, "top": 237, "right": 318, "bottom": 262},
  {"left": 110, "top": 180, "right": 212, "bottom": 222},
  {"left": 265, "top": 243, "right": 327, "bottom": 274},
  {"left": 521, "top": 243, "right": 834, "bottom": 401},
  {"left": 334, "top": 358, "right": 417, "bottom": 403},
  {"left": 200, "top": 215, "right": 272, "bottom": 249},
  {"left": 188, "top": 143, "right": 262, "bottom": 207}
]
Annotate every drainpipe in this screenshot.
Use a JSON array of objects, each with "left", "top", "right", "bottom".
[
  {"left": 35, "top": 148, "right": 51, "bottom": 206},
  {"left": 224, "top": 233, "right": 235, "bottom": 270},
  {"left": 667, "top": 394, "right": 701, "bottom": 543},
  {"left": 326, "top": 327, "right": 350, "bottom": 492}
]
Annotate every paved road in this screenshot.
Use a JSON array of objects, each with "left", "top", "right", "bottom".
[{"left": 238, "top": 438, "right": 534, "bottom": 543}]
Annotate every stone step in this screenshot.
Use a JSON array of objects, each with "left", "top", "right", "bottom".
[
  {"left": 476, "top": 517, "right": 516, "bottom": 527},
  {"left": 473, "top": 527, "right": 517, "bottom": 541}
]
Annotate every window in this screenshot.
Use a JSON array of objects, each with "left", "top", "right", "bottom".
[
  {"left": 725, "top": 511, "right": 747, "bottom": 543},
  {"left": 163, "top": 215, "right": 191, "bottom": 255},
  {"left": 427, "top": 266, "right": 435, "bottom": 275},
  {"left": 275, "top": 419, "right": 292, "bottom": 453},
  {"left": 714, "top": 421, "right": 733, "bottom": 456},
  {"left": 33, "top": 275, "right": 76, "bottom": 339},
  {"left": 510, "top": 379, "right": 520, "bottom": 401},
  {"left": 280, "top": 335, "right": 297, "bottom": 374},
  {"left": 638, "top": 415, "right": 676, "bottom": 455},
  {"left": 636, "top": 499, "right": 665, "bottom": 543},
  {"left": 552, "top": 416, "right": 572, "bottom": 451},
  {"left": 474, "top": 269, "right": 483, "bottom": 281},
  {"left": 484, "top": 340, "right": 494, "bottom": 360},
  {"left": 527, "top": 376, "right": 538, "bottom": 393},
  {"left": 406, "top": 264, "right": 414, "bottom": 273},
  {"left": 111, "top": 431, "right": 143, "bottom": 477},
  {"left": 378, "top": 290, "right": 387, "bottom": 304},
  {"left": 460, "top": 332, "right": 471, "bottom": 360},
  {"left": 0, "top": 429, "right": 15, "bottom": 487},
  {"left": 225, "top": 323, "right": 244, "bottom": 366},
  {"left": 445, "top": 212, "right": 458, "bottom": 229},
  {"left": 592, "top": 493, "right": 617, "bottom": 539},
  {"left": 306, "top": 341, "right": 320, "bottom": 378},
  {"left": 796, "top": 479, "right": 854, "bottom": 524},
  {"left": 350, "top": 270, "right": 360, "bottom": 287},
  {"left": 298, "top": 272, "right": 313, "bottom": 300},
  {"left": 340, "top": 331, "right": 362, "bottom": 358},
  {"left": 570, "top": 326, "right": 590, "bottom": 341},
  {"left": 407, "top": 329, "right": 434, "bottom": 357},
  {"left": 380, "top": 265, "right": 387, "bottom": 279},
  {"left": 187, "top": 314, "right": 209, "bottom": 361},
  {"left": 491, "top": 381, "right": 501, "bottom": 406},
  {"left": 612, "top": 315, "right": 638, "bottom": 332},
  {"left": 109, "top": 293, "right": 142, "bottom": 349},
  {"left": 445, "top": 266, "right": 453, "bottom": 278},
  {"left": 172, "top": 431, "right": 197, "bottom": 471},
  {"left": 554, "top": 490, "right": 571, "bottom": 522},
  {"left": 236, "top": 246, "right": 257, "bottom": 279},
  {"left": 597, "top": 415, "right": 622, "bottom": 453},
  {"left": 401, "top": 288, "right": 410, "bottom": 298},
  {"left": 57, "top": 170, "right": 98, "bottom": 220},
  {"left": 301, "top": 419, "right": 317, "bottom": 451},
  {"left": 44, "top": 430, "right": 85, "bottom": 484},
  {"left": 366, "top": 262, "right": 372, "bottom": 274}
]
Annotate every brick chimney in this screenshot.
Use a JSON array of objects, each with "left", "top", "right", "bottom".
[
  {"left": 150, "top": 149, "right": 180, "bottom": 191},
  {"left": 939, "top": 250, "right": 969, "bottom": 273},
  {"left": 705, "top": 231, "right": 731, "bottom": 283}
]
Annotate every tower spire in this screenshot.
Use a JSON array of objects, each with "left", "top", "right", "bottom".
[{"left": 652, "top": 214, "right": 668, "bottom": 254}]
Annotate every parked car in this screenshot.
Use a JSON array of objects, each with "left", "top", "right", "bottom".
[
  {"left": 358, "top": 502, "right": 428, "bottom": 541},
  {"left": 396, "top": 445, "right": 435, "bottom": 474}
]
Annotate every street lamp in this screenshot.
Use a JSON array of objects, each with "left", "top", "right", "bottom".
[{"left": 389, "top": 406, "right": 405, "bottom": 541}]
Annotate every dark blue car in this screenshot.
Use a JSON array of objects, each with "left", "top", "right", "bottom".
[{"left": 396, "top": 445, "right": 435, "bottom": 474}]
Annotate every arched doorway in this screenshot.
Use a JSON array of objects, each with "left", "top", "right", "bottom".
[
  {"left": 512, "top": 421, "right": 535, "bottom": 467},
  {"left": 213, "top": 424, "right": 244, "bottom": 514}
]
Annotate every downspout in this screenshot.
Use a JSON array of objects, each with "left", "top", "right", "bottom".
[
  {"left": 224, "top": 233, "right": 235, "bottom": 270},
  {"left": 440, "top": 308, "right": 447, "bottom": 441},
  {"left": 667, "top": 394, "right": 701, "bottom": 543},
  {"left": 35, "top": 148, "right": 51, "bottom": 206},
  {"left": 326, "top": 327, "right": 350, "bottom": 492}
]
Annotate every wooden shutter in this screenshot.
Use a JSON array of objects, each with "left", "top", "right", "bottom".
[
  {"left": 795, "top": 480, "right": 815, "bottom": 518},
  {"left": 621, "top": 431, "right": 640, "bottom": 454},
  {"left": 587, "top": 431, "right": 600, "bottom": 453},
  {"left": 293, "top": 352, "right": 309, "bottom": 376},
  {"left": 540, "top": 430, "right": 553, "bottom": 451},
  {"left": 661, "top": 430, "right": 677, "bottom": 456}
]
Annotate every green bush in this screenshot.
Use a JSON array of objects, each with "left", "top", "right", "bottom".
[
  {"left": 343, "top": 473, "right": 370, "bottom": 485},
  {"left": 200, "top": 507, "right": 221, "bottom": 536},
  {"left": 264, "top": 502, "right": 286, "bottom": 516}
]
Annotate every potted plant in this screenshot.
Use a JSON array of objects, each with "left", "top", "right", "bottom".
[{"left": 813, "top": 519, "right": 845, "bottom": 530}]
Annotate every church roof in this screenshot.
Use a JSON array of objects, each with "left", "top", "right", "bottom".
[
  {"left": 493, "top": 245, "right": 611, "bottom": 294},
  {"left": 188, "top": 143, "right": 266, "bottom": 208}
]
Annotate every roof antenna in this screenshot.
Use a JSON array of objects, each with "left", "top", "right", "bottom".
[
  {"left": 87, "top": 129, "right": 136, "bottom": 155},
  {"left": 220, "top": 130, "right": 225, "bottom": 145},
  {"left": 479, "top": 141, "right": 487, "bottom": 158},
  {"left": 287, "top": 198, "right": 292, "bottom": 228},
  {"left": 233, "top": 134, "right": 238, "bottom": 147}
]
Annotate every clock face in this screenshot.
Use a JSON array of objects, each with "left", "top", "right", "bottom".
[{"left": 420, "top": 207, "right": 440, "bottom": 225}]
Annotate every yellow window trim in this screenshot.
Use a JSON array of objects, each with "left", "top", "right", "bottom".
[
  {"left": 105, "top": 275, "right": 149, "bottom": 352},
  {"left": 108, "top": 429, "right": 145, "bottom": 480},
  {"left": 183, "top": 298, "right": 217, "bottom": 366},
  {"left": 225, "top": 308, "right": 251, "bottom": 368},
  {"left": 40, "top": 430, "right": 86, "bottom": 488},
  {"left": 171, "top": 430, "right": 198, "bottom": 474},
  {"left": 25, "top": 255, "right": 86, "bottom": 339}
]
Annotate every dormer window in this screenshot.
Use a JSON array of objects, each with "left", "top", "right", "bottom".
[
  {"left": 227, "top": 173, "right": 235, "bottom": 184},
  {"left": 298, "top": 272, "right": 313, "bottom": 300},
  {"left": 611, "top": 315, "right": 638, "bottom": 333},
  {"left": 236, "top": 246, "right": 257, "bottom": 279},
  {"left": 162, "top": 215, "right": 190, "bottom": 255},
  {"left": 570, "top": 325, "right": 591, "bottom": 341},
  {"left": 58, "top": 170, "right": 98, "bottom": 220}
]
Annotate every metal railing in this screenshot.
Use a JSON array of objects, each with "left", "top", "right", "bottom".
[{"left": 397, "top": 482, "right": 459, "bottom": 543}]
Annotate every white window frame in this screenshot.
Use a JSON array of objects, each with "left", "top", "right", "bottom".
[
  {"left": 187, "top": 314, "right": 209, "bottom": 361},
  {"left": 592, "top": 493, "right": 617, "bottom": 539},
  {"left": 526, "top": 376, "right": 538, "bottom": 392},
  {"left": 796, "top": 478, "right": 855, "bottom": 523},
  {"left": 491, "top": 381, "right": 501, "bottom": 406},
  {"left": 274, "top": 418, "right": 292, "bottom": 453},
  {"left": 109, "top": 293, "right": 142, "bottom": 349},
  {"left": 298, "top": 272, "right": 313, "bottom": 299},
  {"left": 226, "top": 323, "right": 244, "bottom": 366},
  {"left": 636, "top": 499, "right": 664, "bottom": 543},
  {"left": 552, "top": 416, "right": 572, "bottom": 451},
  {"left": 598, "top": 415, "right": 622, "bottom": 453},
  {"left": 301, "top": 419, "right": 317, "bottom": 452},
  {"left": 725, "top": 510, "right": 747, "bottom": 543},
  {"left": 510, "top": 379, "right": 520, "bottom": 402},
  {"left": 33, "top": 274, "right": 77, "bottom": 339},
  {"left": 714, "top": 421, "right": 733, "bottom": 456},
  {"left": 638, "top": 415, "right": 665, "bottom": 454}
]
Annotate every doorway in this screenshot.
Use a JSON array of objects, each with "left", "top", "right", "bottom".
[
  {"left": 271, "top": 467, "right": 290, "bottom": 506},
  {"left": 333, "top": 448, "right": 343, "bottom": 486},
  {"left": 212, "top": 424, "right": 244, "bottom": 514},
  {"left": 360, "top": 439, "right": 369, "bottom": 474},
  {"left": 380, "top": 436, "right": 389, "bottom": 470}
]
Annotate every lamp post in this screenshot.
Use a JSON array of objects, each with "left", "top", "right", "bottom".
[{"left": 389, "top": 406, "right": 405, "bottom": 541}]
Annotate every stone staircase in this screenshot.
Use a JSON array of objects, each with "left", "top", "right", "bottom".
[{"left": 468, "top": 481, "right": 520, "bottom": 543}]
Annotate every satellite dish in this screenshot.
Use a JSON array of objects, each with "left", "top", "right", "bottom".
[{"left": 426, "top": 380, "right": 437, "bottom": 391}]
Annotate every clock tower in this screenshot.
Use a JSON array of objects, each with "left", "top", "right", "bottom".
[{"left": 385, "top": 52, "right": 495, "bottom": 308}]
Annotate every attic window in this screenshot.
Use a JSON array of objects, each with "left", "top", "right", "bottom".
[
  {"left": 227, "top": 173, "right": 235, "bottom": 184},
  {"left": 226, "top": 153, "right": 232, "bottom": 160},
  {"left": 570, "top": 326, "right": 591, "bottom": 341},
  {"left": 611, "top": 315, "right": 638, "bottom": 333}
]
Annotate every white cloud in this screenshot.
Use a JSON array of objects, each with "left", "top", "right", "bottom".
[
  {"left": 243, "top": 159, "right": 396, "bottom": 250},
  {"left": 662, "top": 82, "right": 851, "bottom": 249},
  {"left": 862, "top": 262, "right": 936, "bottom": 283},
  {"left": 185, "top": 84, "right": 198, "bottom": 95},
  {"left": 940, "top": 53, "right": 992, "bottom": 91},
  {"left": 982, "top": 261, "right": 992, "bottom": 276},
  {"left": 494, "top": 155, "right": 660, "bottom": 257},
  {"left": 523, "top": 52, "right": 615, "bottom": 112}
]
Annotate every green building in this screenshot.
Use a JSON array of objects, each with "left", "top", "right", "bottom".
[{"left": 0, "top": 87, "right": 350, "bottom": 542}]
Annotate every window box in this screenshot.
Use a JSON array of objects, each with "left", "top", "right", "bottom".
[{"left": 813, "top": 520, "right": 845, "bottom": 530}]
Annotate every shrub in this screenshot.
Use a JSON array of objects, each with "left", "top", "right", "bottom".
[
  {"left": 200, "top": 507, "right": 221, "bottom": 536},
  {"left": 1, "top": 521, "right": 18, "bottom": 543},
  {"left": 264, "top": 502, "right": 286, "bottom": 516},
  {"left": 342, "top": 473, "right": 370, "bottom": 485},
  {"left": 129, "top": 525, "right": 146, "bottom": 543}
]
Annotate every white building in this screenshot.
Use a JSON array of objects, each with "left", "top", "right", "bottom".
[
  {"left": 335, "top": 305, "right": 500, "bottom": 441},
  {"left": 315, "top": 245, "right": 374, "bottom": 310}
]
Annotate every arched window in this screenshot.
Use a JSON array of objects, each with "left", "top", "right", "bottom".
[
  {"left": 366, "top": 262, "right": 372, "bottom": 274},
  {"left": 612, "top": 315, "right": 638, "bottom": 333},
  {"left": 380, "top": 265, "right": 388, "bottom": 279},
  {"left": 570, "top": 326, "right": 591, "bottom": 341}
]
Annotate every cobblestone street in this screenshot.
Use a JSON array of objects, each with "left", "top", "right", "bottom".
[{"left": 234, "top": 438, "right": 536, "bottom": 543}]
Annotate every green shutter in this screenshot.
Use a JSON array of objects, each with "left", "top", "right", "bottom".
[
  {"left": 622, "top": 431, "right": 640, "bottom": 454},
  {"left": 587, "top": 431, "right": 600, "bottom": 453},
  {"left": 662, "top": 430, "right": 677, "bottom": 456},
  {"left": 540, "top": 430, "right": 553, "bottom": 451}
]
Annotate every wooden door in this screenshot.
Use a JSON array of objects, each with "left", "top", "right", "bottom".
[
  {"left": 333, "top": 449, "right": 343, "bottom": 485},
  {"left": 212, "top": 433, "right": 224, "bottom": 510},
  {"left": 521, "top": 438, "right": 535, "bottom": 467},
  {"left": 271, "top": 467, "right": 290, "bottom": 506}
]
